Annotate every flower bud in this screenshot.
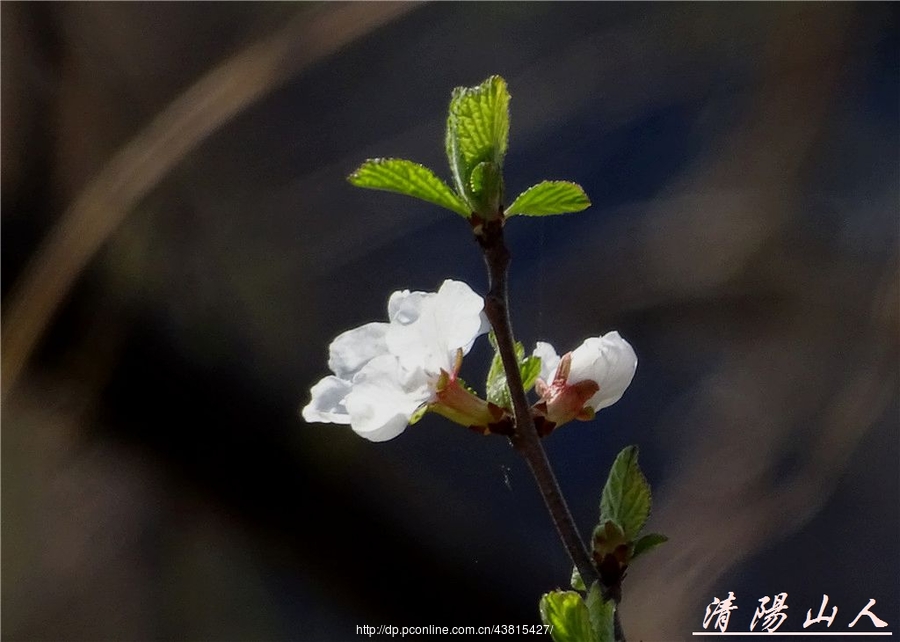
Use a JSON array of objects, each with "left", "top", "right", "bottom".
[{"left": 532, "top": 332, "right": 637, "bottom": 430}]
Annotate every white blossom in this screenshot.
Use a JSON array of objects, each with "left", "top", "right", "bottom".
[{"left": 302, "top": 280, "right": 491, "bottom": 442}]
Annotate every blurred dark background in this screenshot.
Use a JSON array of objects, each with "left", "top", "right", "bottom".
[{"left": 2, "top": 3, "right": 898, "bottom": 640}]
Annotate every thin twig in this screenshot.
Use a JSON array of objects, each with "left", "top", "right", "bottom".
[
  {"left": 476, "top": 216, "right": 626, "bottom": 640},
  {"left": 475, "top": 218, "right": 601, "bottom": 589}
]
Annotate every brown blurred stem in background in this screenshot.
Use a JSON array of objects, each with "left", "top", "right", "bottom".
[
  {"left": 0, "top": 2, "right": 419, "bottom": 402},
  {"left": 476, "top": 216, "right": 626, "bottom": 641}
]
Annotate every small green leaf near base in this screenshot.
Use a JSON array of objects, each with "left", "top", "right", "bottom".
[
  {"left": 585, "top": 583, "right": 616, "bottom": 642},
  {"left": 540, "top": 590, "right": 596, "bottom": 642},
  {"left": 485, "top": 331, "right": 542, "bottom": 410},
  {"left": 632, "top": 533, "right": 668, "bottom": 560},
  {"left": 570, "top": 567, "right": 586, "bottom": 592}
]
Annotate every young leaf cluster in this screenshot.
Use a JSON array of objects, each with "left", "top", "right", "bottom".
[
  {"left": 544, "top": 447, "right": 666, "bottom": 642},
  {"left": 592, "top": 446, "right": 667, "bottom": 594},
  {"left": 348, "top": 76, "right": 591, "bottom": 221}
]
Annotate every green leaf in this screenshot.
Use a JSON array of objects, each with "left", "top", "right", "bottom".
[
  {"left": 520, "top": 354, "right": 542, "bottom": 393},
  {"left": 632, "top": 533, "right": 668, "bottom": 560},
  {"left": 448, "top": 75, "right": 510, "bottom": 170},
  {"left": 348, "top": 158, "right": 470, "bottom": 218},
  {"left": 446, "top": 76, "right": 510, "bottom": 216},
  {"left": 570, "top": 567, "right": 585, "bottom": 592},
  {"left": 505, "top": 181, "right": 591, "bottom": 217},
  {"left": 599, "top": 446, "right": 652, "bottom": 540},
  {"left": 469, "top": 161, "right": 502, "bottom": 217},
  {"left": 484, "top": 331, "right": 507, "bottom": 407},
  {"left": 485, "top": 352, "right": 509, "bottom": 410},
  {"left": 408, "top": 404, "right": 429, "bottom": 425},
  {"left": 445, "top": 106, "right": 469, "bottom": 206},
  {"left": 484, "top": 331, "right": 539, "bottom": 410},
  {"left": 585, "top": 583, "right": 616, "bottom": 642},
  {"left": 540, "top": 590, "right": 596, "bottom": 642}
]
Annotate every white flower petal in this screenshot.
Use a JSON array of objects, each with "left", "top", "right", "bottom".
[
  {"left": 386, "top": 279, "right": 487, "bottom": 374},
  {"left": 387, "top": 290, "right": 431, "bottom": 324},
  {"left": 431, "top": 280, "right": 487, "bottom": 352},
  {"left": 327, "top": 322, "right": 389, "bottom": 379},
  {"left": 474, "top": 314, "right": 491, "bottom": 345},
  {"left": 533, "top": 341, "right": 561, "bottom": 382},
  {"left": 568, "top": 331, "right": 637, "bottom": 410},
  {"left": 305, "top": 279, "right": 488, "bottom": 440},
  {"left": 344, "top": 355, "right": 431, "bottom": 441},
  {"left": 567, "top": 342, "right": 599, "bottom": 383},
  {"left": 301, "top": 376, "right": 353, "bottom": 424}
]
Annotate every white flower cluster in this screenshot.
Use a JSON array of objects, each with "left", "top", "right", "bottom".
[{"left": 303, "top": 280, "right": 636, "bottom": 441}]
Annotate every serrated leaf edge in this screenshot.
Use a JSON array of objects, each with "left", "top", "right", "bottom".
[
  {"left": 506, "top": 180, "right": 591, "bottom": 217},
  {"left": 599, "top": 445, "right": 652, "bottom": 541},
  {"left": 348, "top": 158, "right": 471, "bottom": 218}
]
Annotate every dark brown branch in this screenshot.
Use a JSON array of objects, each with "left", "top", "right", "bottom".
[
  {"left": 474, "top": 217, "right": 600, "bottom": 590},
  {"left": 475, "top": 215, "right": 625, "bottom": 640}
]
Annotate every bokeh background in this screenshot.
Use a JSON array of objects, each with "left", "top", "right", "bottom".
[{"left": 3, "top": 3, "right": 898, "bottom": 640}]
